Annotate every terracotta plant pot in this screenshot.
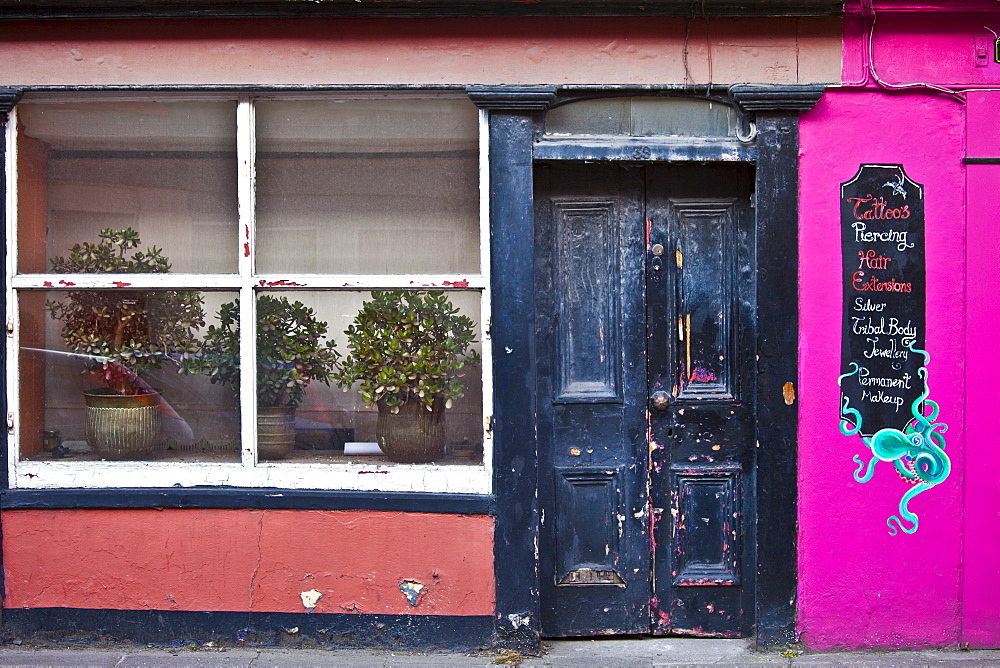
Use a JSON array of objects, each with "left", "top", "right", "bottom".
[
  {"left": 376, "top": 397, "right": 446, "bottom": 463},
  {"left": 83, "top": 388, "right": 162, "bottom": 460},
  {"left": 257, "top": 405, "right": 296, "bottom": 460}
]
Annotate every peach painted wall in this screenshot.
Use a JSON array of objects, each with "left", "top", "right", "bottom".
[
  {"left": 0, "top": 17, "right": 840, "bottom": 87},
  {"left": 798, "top": 3, "right": 1000, "bottom": 651},
  {"left": 2, "top": 509, "right": 495, "bottom": 616}
]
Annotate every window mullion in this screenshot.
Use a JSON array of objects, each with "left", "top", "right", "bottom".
[
  {"left": 479, "top": 106, "right": 489, "bottom": 278},
  {"left": 11, "top": 274, "right": 244, "bottom": 290},
  {"left": 6, "top": 105, "right": 17, "bottom": 286},
  {"left": 478, "top": 107, "right": 493, "bottom": 481},
  {"left": 239, "top": 285, "right": 257, "bottom": 466},
  {"left": 6, "top": 106, "right": 19, "bottom": 485},
  {"left": 249, "top": 274, "right": 487, "bottom": 290},
  {"left": 237, "top": 96, "right": 257, "bottom": 467}
]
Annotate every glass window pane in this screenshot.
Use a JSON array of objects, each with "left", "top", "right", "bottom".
[
  {"left": 630, "top": 98, "right": 735, "bottom": 137},
  {"left": 544, "top": 97, "right": 736, "bottom": 138},
  {"left": 17, "top": 101, "right": 239, "bottom": 274},
  {"left": 254, "top": 99, "right": 480, "bottom": 275},
  {"left": 250, "top": 290, "right": 483, "bottom": 465},
  {"left": 543, "top": 98, "right": 631, "bottom": 136},
  {"left": 20, "top": 290, "right": 241, "bottom": 462}
]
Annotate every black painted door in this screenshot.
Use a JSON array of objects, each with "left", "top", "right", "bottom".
[{"left": 535, "top": 163, "right": 756, "bottom": 638}]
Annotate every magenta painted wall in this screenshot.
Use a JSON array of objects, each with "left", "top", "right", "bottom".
[
  {"left": 799, "top": 91, "right": 965, "bottom": 650},
  {"left": 798, "top": 2, "right": 1000, "bottom": 651},
  {"left": 843, "top": 5, "right": 1000, "bottom": 88}
]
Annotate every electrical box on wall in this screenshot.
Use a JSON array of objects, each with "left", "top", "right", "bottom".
[
  {"left": 974, "top": 35, "right": 1000, "bottom": 66},
  {"left": 975, "top": 36, "right": 992, "bottom": 67}
]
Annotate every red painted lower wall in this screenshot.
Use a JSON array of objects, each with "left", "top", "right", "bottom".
[{"left": 1, "top": 509, "right": 495, "bottom": 616}]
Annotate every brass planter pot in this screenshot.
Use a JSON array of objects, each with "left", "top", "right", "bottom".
[
  {"left": 257, "top": 406, "right": 296, "bottom": 460},
  {"left": 83, "top": 388, "right": 162, "bottom": 460},
  {"left": 376, "top": 397, "right": 446, "bottom": 464}
]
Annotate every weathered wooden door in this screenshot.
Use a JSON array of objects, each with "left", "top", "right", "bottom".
[{"left": 535, "top": 162, "right": 756, "bottom": 638}]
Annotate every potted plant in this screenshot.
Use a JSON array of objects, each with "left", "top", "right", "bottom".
[
  {"left": 192, "top": 295, "right": 338, "bottom": 460},
  {"left": 334, "top": 291, "right": 481, "bottom": 463},
  {"left": 47, "top": 228, "right": 205, "bottom": 459}
]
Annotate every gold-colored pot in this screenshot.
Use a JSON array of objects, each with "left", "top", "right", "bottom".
[{"left": 83, "top": 388, "right": 162, "bottom": 460}]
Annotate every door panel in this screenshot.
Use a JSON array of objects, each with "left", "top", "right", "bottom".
[
  {"left": 535, "top": 164, "right": 649, "bottom": 636},
  {"left": 551, "top": 198, "right": 622, "bottom": 403},
  {"left": 667, "top": 199, "right": 738, "bottom": 402},
  {"left": 670, "top": 465, "right": 742, "bottom": 587},
  {"left": 647, "top": 165, "right": 755, "bottom": 637},
  {"left": 553, "top": 467, "right": 626, "bottom": 586},
  {"left": 535, "top": 163, "right": 755, "bottom": 639}
]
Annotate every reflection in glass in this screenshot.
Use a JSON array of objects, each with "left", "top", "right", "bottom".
[
  {"left": 17, "top": 100, "right": 239, "bottom": 274},
  {"left": 195, "top": 294, "right": 340, "bottom": 461},
  {"left": 20, "top": 290, "right": 241, "bottom": 462},
  {"left": 255, "top": 99, "right": 480, "bottom": 274}
]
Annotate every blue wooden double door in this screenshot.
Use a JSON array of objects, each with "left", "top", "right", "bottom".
[{"left": 535, "top": 162, "right": 757, "bottom": 637}]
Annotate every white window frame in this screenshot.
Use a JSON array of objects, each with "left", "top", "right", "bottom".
[{"left": 5, "top": 92, "right": 493, "bottom": 493}]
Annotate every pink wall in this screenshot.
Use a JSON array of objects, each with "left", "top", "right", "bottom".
[
  {"left": 2, "top": 509, "right": 495, "bottom": 616},
  {"left": 799, "top": 90, "right": 966, "bottom": 652},
  {"left": 798, "top": 2, "right": 1000, "bottom": 650}
]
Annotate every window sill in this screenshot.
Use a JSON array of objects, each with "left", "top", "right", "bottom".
[
  {"left": 0, "top": 486, "right": 495, "bottom": 514},
  {"left": 9, "top": 458, "right": 491, "bottom": 494}
]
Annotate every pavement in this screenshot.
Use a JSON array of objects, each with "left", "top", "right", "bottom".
[{"left": 0, "top": 638, "right": 999, "bottom": 667}]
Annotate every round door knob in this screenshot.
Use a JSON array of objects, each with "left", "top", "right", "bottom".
[{"left": 650, "top": 391, "right": 671, "bottom": 412}]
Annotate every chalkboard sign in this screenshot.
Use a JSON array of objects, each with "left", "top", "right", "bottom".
[{"left": 840, "top": 164, "right": 926, "bottom": 436}]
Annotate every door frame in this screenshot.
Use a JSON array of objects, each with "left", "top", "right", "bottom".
[{"left": 470, "top": 84, "right": 824, "bottom": 652}]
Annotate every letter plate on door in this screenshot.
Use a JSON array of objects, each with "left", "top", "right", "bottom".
[{"left": 558, "top": 568, "right": 626, "bottom": 586}]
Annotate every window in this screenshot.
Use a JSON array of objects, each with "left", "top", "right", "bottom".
[
  {"left": 543, "top": 96, "right": 737, "bottom": 138},
  {"left": 7, "top": 93, "right": 491, "bottom": 492}
]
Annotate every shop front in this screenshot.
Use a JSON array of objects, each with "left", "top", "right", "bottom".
[{"left": 0, "top": 0, "right": 995, "bottom": 654}]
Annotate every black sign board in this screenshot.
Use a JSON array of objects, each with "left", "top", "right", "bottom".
[{"left": 840, "top": 164, "right": 926, "bottom": 436}]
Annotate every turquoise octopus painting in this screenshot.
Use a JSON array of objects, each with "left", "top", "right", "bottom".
[{"left": 839, "top": 344, "right": 950, "bottom": 535}]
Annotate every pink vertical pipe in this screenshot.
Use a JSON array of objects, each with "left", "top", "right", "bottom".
[{"left": 961, "top": 90, "right": 1000, "bottom": 648}]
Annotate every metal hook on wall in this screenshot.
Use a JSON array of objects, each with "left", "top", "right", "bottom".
[{"left": 735, "top": 117, "right": 757, "bottom": 143}]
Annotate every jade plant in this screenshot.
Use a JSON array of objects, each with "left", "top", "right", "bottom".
[
  {"left": 192, "top": 295, "right": 338, "bottom": 408},
  {"left": 47, "top": 228, "right": 205, "bottom": 396},
  {"left": 334, "top": 291, "right": 481, "bottom": 413}
]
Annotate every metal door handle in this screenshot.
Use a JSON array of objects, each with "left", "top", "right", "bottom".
[{"left": 650, "top": 391, "right": 671, "bottom": 412}]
